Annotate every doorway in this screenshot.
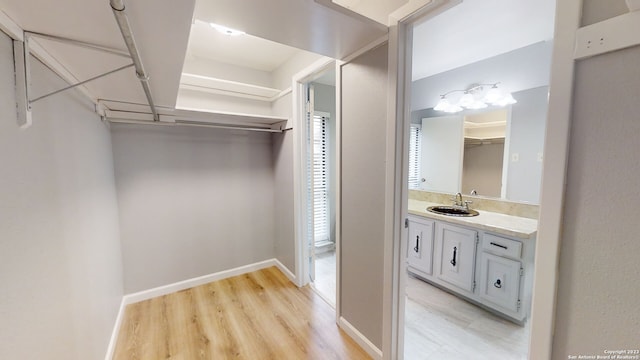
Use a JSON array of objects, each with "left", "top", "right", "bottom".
[
  {"left": 398, "top": 0, "right": 556, "bottom": 359},
  {"left": 299, "top": 63, "right": 338, "bottom": 307}
]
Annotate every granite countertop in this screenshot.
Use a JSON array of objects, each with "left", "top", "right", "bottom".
[{"left": 408, "top": 199, "right": 538, "bottom": 240}]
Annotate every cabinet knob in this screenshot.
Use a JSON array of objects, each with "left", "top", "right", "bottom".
[{"left": 494, "top": 279, "right": 502, "bottom": 288}]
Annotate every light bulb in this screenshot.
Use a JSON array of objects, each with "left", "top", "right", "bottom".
[
  {"left": 495, "top": 93, "right": 517, "bottom": 106},
  {"left": 444, "top": 103, "right": 463, "bottom": 113},
  {"left": 484, "top": 86, "right": 502, "bottom": 104},
  {"left": 434, "top": 97, "right": 450, "bottom": 111},
  {"left": 210, "top": 23, "right": 246, "bottom": 36},
  {"left": 466, "top": 101, "right": 488, "bottom": 110},
  {"left": 458, "top": 93, "right": 475, "bottom": 108}
]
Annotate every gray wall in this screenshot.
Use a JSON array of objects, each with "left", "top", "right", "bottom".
[
  {"left": 411, "top": 41, "right": 553, "bottom": 111},
  {"left": 505, "top": 86, "right": 548, "bottom": 203},
  {"left": 0, "top": 34, "right": 123, "bottom": 359},
  {"left": 341, "top": 43, "right": 388, "bottom": 349},
  {"left": 111, "top": 125, "right": 276, "bottom": 293},
  {"left": 462, "top": 142, "right": 504, "bottom": 197},
  {"left": 552, "top": 46, "right": 640, "bottom": 358},
  {"left": 581, "top": 0, "right": 629, "bottom": 26}
]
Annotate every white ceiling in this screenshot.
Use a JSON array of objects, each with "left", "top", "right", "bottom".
[
  {"left": 412, "top": 0, "right": 556, "bottom": 81},
  {"left": 330, "top": 0, "right": 409, "bottom": 25},
  {"left": 193, "top": 0, "right": 387, "bottom": 60},
  {"left": 186, "top": 20, "right": 300, "bottom": 73},
  {"left": 0, "top": 0, "right": 195, "bottom": 108},
  {"left": 2, "top": 0, "right": 556, "bottom": 114},
  {"left": 1, "top": 0, "right": 390, "bottom": 113}
]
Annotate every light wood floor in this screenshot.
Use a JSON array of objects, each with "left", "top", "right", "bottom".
[
  {"left": 113, "top": 266, "right": 370, "bottom": 360},
  {"left": 404, "top": 274, "right": 529, "bottom": 360}
]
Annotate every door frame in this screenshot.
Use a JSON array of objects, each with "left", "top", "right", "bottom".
[
  {"left": 292, "top": 56, "right": 337, "bottom": 291},
  {"left": 384, "top": 1, "right": 581, "bottom": 359}
]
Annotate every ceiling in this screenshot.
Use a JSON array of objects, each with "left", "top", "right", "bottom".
[
  {"left": 186, "top": 20, "right": 301, "bottom": 73},
  {"left": 327, "top": 0, "right": 409, "bottom": 25},
  {"left": 193, "top": 0, "right": 387, "bottom": 60},
  {"left": 0, "top": 0, "right": 195, "bottom": 108},
  {"left": 0, "top": 0, "right": 388, "bottom": 115},
  {"left": 412, "top": 0, "right": 556, "bottom": 81},
  {"left": 1, "top": 0, "right": 557, "bottom": 115}
]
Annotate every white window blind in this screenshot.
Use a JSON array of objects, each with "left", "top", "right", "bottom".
[
  {"left": 310, "top": 114, "right": 330, "bottom": 243},
  {"left": 408, "top": 124, "right": 422, "bottom": 190}
]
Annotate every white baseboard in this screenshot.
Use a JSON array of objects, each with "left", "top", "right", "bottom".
[
  {"left": 338, "top": 316, "right": 383, "bottom": 360},
  {"left": 104, "top": 298, "right": 126, "bottom": 360},
  {"left": 123, "top": 259, "right": 282, "bottom": 305},
  {"left": 273, "top": 258, "right": 297, "bottom": 284},
  {"left": 105, "top": 258, "right": 296, "bottom": 359}
]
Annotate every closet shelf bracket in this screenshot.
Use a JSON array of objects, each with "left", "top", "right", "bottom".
[{"left": 12, "top": 30, "right": 137, "bottom": 129}]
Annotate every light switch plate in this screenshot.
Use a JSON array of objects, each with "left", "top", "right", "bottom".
[{"left": 537, "top": 152, "right": 543, "bottom": 162}]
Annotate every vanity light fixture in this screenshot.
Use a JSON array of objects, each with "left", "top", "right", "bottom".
[
  {"left": 434, "top": 83, "right": 516, "bottom": 113},
  {"left": 210, "top": 23, "right": 246, "bottom": 36}
]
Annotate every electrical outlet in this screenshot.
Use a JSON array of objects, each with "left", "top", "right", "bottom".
[
  {"left": 511, "top": 153, "right": 519, "bottom": 162},
  {"left": 537, "top": 152, "right": 543, "bottom": 162}
]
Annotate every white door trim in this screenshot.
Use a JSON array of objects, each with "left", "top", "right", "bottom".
[
  {"left": 527, "top": 1, "right": 581, "bottom": 358},
  {"left": 291, "top": 56, "right": 336, "bottom": 289}
]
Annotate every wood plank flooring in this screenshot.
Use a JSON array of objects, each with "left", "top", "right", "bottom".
[
  {"left": 404, "top": 274, "right": 529, "bottom": 360},
  {"left": 113, "top": 266, "right": 370, "bottom": 360}
]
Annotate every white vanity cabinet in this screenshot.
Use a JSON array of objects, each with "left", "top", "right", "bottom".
[
  {"left": 478, "top": 234, "right": 524, "bottom": 316},
  {"left": 435, "top": 222, "right": 477, "bottom": 293},
  {"left": 406, "top": 213, "right": 535, "bottom": 324},
  {"left": 406, "top": 216, "right": 435, "bottom": 276}
]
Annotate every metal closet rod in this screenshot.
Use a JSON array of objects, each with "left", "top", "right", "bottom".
[
  {"left": 109, "top": 0, "right": 159, "bottom": 122},
  {"left": 108, "top": 118, "right": 288, "bottom": 133}
]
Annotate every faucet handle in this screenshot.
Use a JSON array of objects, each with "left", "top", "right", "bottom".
[{"left": 463, "top": 199, "right": 473, "bottom": 209}]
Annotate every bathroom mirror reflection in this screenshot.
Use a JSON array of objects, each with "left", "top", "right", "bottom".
[
  {"left": 409, "top": 40, "right": 553, "bottom": 205},
  {"left": 413, "top": 85, "right": 548, "bottom": 204}
]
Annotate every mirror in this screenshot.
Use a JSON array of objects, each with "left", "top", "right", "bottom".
[{"left": 409, "top": 41, "right": 552, "bottom": 204}]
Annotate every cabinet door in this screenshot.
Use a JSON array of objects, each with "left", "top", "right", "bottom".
[
  {"left": 407, "top": 220, "right": 434, "bottom": 275},
  {"left": 478, "top": 252, "right": 522, "bottom": 313},
  {"left": 435, "top": 223, "right": 477, "bottom": 293}
]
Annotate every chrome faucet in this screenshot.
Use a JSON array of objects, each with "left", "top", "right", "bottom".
[{"left": 451, "top": 192, "right": 472, "bottom": 210}]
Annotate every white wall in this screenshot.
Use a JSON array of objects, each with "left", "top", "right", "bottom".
[
  {"left": 0, "top": 34, "right": 123, "bottom": 360},
  {"left": 111, "top": 124, "right": 276, "bottom": 293},
  {"left": 420, "top": 116, "right": 464, "bottom": 193},
  {"left": 270, "top": 94, "right": 296, "bottom": 273},
  {"left": 175, "top": 88, "right": 274, "bottom": 116},
  {"left": 272, "top": 51, "right": 325, "bottom": 91},
  {"left": 551, "top": 44, "right": 640, "bottom": 359},
  {"left": 182, "top": 57, "right": 274, "bottom": 88},
  {"left": 340, "top": 43, "right": 388, "bottom": 349}
]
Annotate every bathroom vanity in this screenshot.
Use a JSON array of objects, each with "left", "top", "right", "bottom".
[{"left": 406, "top": 198, "right": 537, "bottom": 324}]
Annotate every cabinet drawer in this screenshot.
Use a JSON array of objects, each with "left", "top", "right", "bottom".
[{"left": 482, "top": 233, "right": 522, "bottom": 259}]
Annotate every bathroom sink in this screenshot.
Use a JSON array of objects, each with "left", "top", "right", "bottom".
[{"left": 427, "top": 206, "right": 479, "bottom": 217}]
